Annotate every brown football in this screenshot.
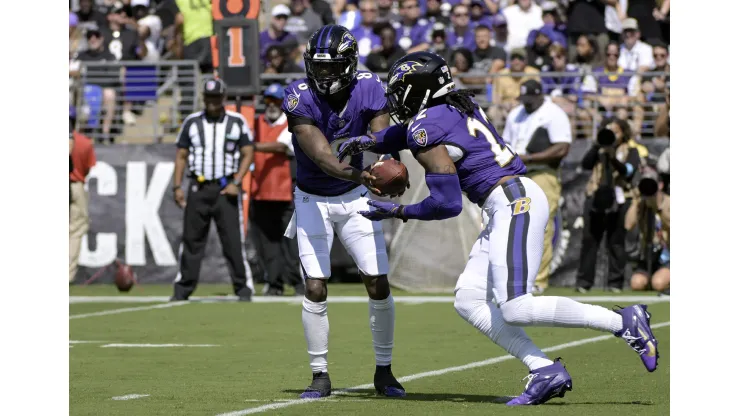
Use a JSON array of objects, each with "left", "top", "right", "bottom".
[
  {"left": 369, "top": 159, "right": 409, "bottom": 196},
  {"left": 114, "top": 262, "right": 136, "bottom": 292}
]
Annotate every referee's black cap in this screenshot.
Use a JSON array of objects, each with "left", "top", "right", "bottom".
[{"left": 203, "top": 78, "right": 227, "bottom": 96}]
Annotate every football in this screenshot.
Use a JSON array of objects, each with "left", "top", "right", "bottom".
[
  {"left": 114, "top": 261, "right": 136, "bottom": 292},
  {"left": 369, "top": 159, "right": 409, "bottom": 196}
]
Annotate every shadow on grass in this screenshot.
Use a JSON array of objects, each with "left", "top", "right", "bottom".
[{"left": 282, "top": 389, "right": 655, "bottom": 406}]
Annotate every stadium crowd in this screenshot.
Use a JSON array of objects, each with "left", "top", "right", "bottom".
[
  {"left": 69, "top": 0, "right": 670, "bottom": 142},
  {"left": 68, "top": 0, "right": 670, "bottom": 295}
]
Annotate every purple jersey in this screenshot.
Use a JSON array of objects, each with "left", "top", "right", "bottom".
[
  {"left": 446, "top": 28, "right": 476, "bottom": 51},
  {"left": 282, "top": 72, "right": 387, "bottom": 196},
  {"left": 259, "top": 30, "right": 298, "bottom": 63},
  {"left": 406, "top": 103, "right": 526, "bottom": 205},
  {"left": 350, "top": 25, "right": 381, "bottom": 64},
  {"left": 393, "top": 19, "right": 431, "bottom": 51}
]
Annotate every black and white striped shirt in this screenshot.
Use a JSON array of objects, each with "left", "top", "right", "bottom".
[{"left": 176, "top": 110, "right": 254, "bottom": 180}]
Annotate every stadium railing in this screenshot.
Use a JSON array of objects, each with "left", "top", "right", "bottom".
[
  {"left": 70, "top": 60, "right": 203, "bottom": 144},
  {"left": 71, "top": 60, "right": 668, "bottom": 143}
]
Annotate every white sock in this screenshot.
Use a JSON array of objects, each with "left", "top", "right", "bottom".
[
  {"left": 369, "top": 295, "right": 395, "bottom": 367},
  {"left": 455, "top": 289, "right": 553, "bottom": 371},
  {"left": 501, "top": 294, "right": 623, "bottom": 333},
  {"left": 302, "top": 297, "right": 329, "bottom": 373}
]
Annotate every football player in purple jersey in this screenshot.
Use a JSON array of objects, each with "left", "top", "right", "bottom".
[
  {"left": 339, "top": 51, "right": 660, "bottom": 405},
  {"left": 281, "top": 25, "right": 405, "bottom": 399}
]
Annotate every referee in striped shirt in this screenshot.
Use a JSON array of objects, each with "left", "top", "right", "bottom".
[{"left": 171, "top": 79, "right": 255, "bottom": 301}]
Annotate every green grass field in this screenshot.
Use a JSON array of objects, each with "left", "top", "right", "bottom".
[{"left": 70, "top": 284, "right": 669, "bottom": 415}]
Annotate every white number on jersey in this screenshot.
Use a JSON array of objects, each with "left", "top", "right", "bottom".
[
  {"left": 467, "top": 115, "right": 515, "bottom": 168},
  {"left": 357, "top": 72, "right": 381, "bottom": 83}
]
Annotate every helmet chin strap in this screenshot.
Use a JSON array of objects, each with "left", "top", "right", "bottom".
[{"left": 418, "top": 89, "right": 431, "bottom": 112}]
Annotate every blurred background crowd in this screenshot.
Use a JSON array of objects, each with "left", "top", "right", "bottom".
[{"left": 69, "top": 0, "right": 669, "bottom": 144}]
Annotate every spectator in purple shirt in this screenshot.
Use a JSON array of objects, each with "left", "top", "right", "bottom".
[
  {"left": 350, "top": 1, "right": 382, "bottom": 64},
  {"left": 541, "top": 43, "right": 582, "bottom": 117},
  {"left": 470, "top": 1, "right": 494, "bottom": 29},
  {"left": 447, "top": 4, "right": 476, "bottom": 51},
  {"left": 259, "top": 5, "right": 299, "bottom": 64},
  {"left": 424, "top": 0, "right": 450, "bottom": 26},
  {"left": 526, "top": 26, "right": 557, "bottom": 70},
  {"left": 393, "top": 0, "right": 432, "bottom": 53}
]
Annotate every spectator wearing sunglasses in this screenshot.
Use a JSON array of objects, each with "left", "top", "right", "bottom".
[
  {"left": 618, "top": 18, "right": 654, "bottom": 74},
  {"left": 392, "top": 0, "right": 431, "bottom": 53},
  {"left": 447, "top": 4, "right": 476, "bottom": 52},
  {"left": 582, "top": 42, "right": 642, "bottom": 135}
]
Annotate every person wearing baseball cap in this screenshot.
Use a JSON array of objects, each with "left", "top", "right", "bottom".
[
  {"left": 491, "top": 13, "right": 509, "bottom": 51},
  {"left": 250, "top": 83, "right": 304, "bottom": 297},
  {"left": 259, "top": 4, "right": 299, "bottom": 64},
  {"left": 501, "top": 78, "right": 572, "bottom": 293},
  {"left": 618, "top": 18, "right": 654, "bottom": 73},
  {"left": 172, "top": 77, "right": 256, "bottom": 302}
]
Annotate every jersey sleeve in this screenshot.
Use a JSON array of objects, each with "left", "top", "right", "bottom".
[
  {"left": 176, "top": 115, "right": 196, "bottom": 148},
  {"left": 282, "top": 82, "right": 317, "bottom": 131},
  {"left": 363, "top": 73, "right": 388, "bottom": 115},
  {"left": 405, "top": 116, "right": 447, "bottom": 155}
]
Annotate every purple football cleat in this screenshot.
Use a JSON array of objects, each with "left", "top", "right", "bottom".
[
  {"left": 299, "top": 372, "right": 331, "bottom": 399},
  {"left": 614, "top": 304, "right": 659, "bottom": 372},
  {"left": 374, "top": 365, "right": 406, "bottom": 397},
  {"left": 506, "top": 358, "right": 572, "bottom": 406}
]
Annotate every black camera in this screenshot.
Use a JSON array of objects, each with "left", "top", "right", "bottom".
[
  {"left": 596, "top": 128, "right": 617, "bottom": 147},
  {"left": 638, "top": 168, "right": 661, "bottom": 197}
]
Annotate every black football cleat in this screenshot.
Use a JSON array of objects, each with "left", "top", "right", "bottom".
[
  {"left": 374, "top": 365, "right": 406, "bottom": 397},
  {"left": 299, "top": 372, "right": 332, "bottom": 399}
]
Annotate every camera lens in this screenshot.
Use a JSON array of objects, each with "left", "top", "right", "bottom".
[
  {"left": 597, "top": 129, "right": 616, "bottom": 147},
  {"left": 639, "top": 177, "right": 659, "bottom": 196}
]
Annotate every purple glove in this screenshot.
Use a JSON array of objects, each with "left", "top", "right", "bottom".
[
  {"left": 337, "top": 135, "right": 376, "bottom": 162},
  {"left": 359, "top": 200, "right": 407, "bottom": 222}
]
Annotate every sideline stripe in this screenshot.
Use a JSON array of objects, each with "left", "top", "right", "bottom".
[
  {"left": 112, "top": 394, "right": 150, "bottom": 401},
  {"left": 69, "top": 302, "right": 187, "bottom": 319},
  {"left": 70, "top": 295, "right": 670, "bottom": 305},
  {"left": 215, "top": 321, "right": 670, "bottom": 416}
]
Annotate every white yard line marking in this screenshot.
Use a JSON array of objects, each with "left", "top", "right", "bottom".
[
  {"left": 111, "top": 394, "right": 150, "bottom": 401},
  {"left": 216, "top": 321, "right": 670, "bottom": 416},
  {"left": 69, "top": 302, "right": 186, "bottom": 319},
  {"left": 101, "top": 343, "right": 219, "bottom": 348},
  {"left": 70, "top": 295, "right": 670, "bottom": 305},
  {"left": 69, "top": 340, "right": 108, "bottom": 344}
]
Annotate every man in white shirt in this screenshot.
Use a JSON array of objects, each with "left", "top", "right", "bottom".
[
  {"left": 502, "top": 80, "right": 572, "bottom": 293},
  {"left": 502, "top": 0, "right": 543, "bottom": 50},
  {"left": 618, "top": 18, "right": 654, "bottom": 73}
]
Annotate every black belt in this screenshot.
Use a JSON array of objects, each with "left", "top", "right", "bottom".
[{"left": 190, "top": 173, "right": 234, "bottom": 186}]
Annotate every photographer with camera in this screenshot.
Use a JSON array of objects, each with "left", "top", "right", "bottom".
[
  {"left": 626, "top": 164, "right": 670, "bottom": 294},
  {"left": 576, "top": 117, "right": 644, "bottom": 293}
]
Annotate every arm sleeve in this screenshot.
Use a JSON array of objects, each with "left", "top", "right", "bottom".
[
  {"left": 546, "top": 105, "right": 573, "bottom": 144},
  {"left": 402, "top": 173, "right": 463, "bottom": 221},
  {"left": 372, "top": 123, "right": 409, "bottom": 154}
]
